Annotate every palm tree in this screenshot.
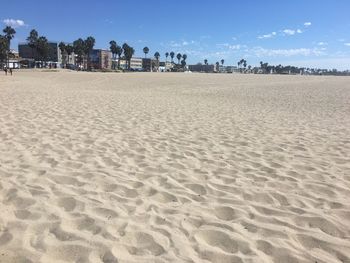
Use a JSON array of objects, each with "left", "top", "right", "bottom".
[
  {"left": 66, "top": 44, "right": 73, "bottom": 67},
  {"left": 116, "top": 45, "right": 122, "bottom": 69},
  {"left": 238, "top": 59, "right": 245, "bottom": 73},
  {"left": 221, "top": 59, "right": 224, "bottom": 66},
  {"left": 3, "top": 26, "right": 16, "bottom": 67},
  {"left": 243, "top": 60, "right": 247, "bottom": 70},
  {"left": 170, "top": 51, "right": 175, "bottom": 63},
  {"left": 73, "top": 38, "right": 85, "bottom": 69},
  {"left": 154, "top": 52, "right": 160, "bottom": 71},
  {"left": 176, "top": 53, "right": 182, "bottom": 64},
  {"left": 58, "top": 42, "right": 67, "bottom": 68},
  {"left": 123, "top": 43, "right": 134, "bottom": 70},
  {"left": 27, "top": 29, "right": 38, "bottom": 63},
  {"left": 204, "top": 59, "right": 208, "bottom": 65},
  {"left": 216, "top": 61, "right": 220, "bottom": 72},
  {"left": 0, "top": 35, "right": 9, "bottom": 68},
  {"left": 122, "top": 43, "right": 129, "bottom": 69},
  {"left": 165, "top": 52, "right": 169, "bottom": 62},
  {"left": 109, "top": 40, "right": 117, "bottom": 69},
  {"left": 36, "top": 36, "right": 49, "bottom": 67},
  {"left": 181, "top": 54, "right": 187, "bottom": 69},
  {"left": 84, "top": 36, "right": 95, "bottom": 70},
  {"left": 143, "top": 46, "right": 149, "bottom": 58}
]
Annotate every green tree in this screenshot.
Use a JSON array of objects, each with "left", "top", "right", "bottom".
[
  {"left": 58, "top": 42, "right": 67, "bottom": 68},
  {"left": 170, "top": 51, "right": 175, "bottom": 63},
  {"left": 176, "top": 53, "right": 182, "bottom": 64},
  {"left": 204, "top": 59, "right": 208, "bottom": 65},
  {"left": 116, "top": 44, "right": 123, "bottom": 69},
  {"left": 181, "top": 54, "right": 187, "bottom": 69},
  {"left": 109, "top": 40, "right": 117, "bottom": 69},
  {"left": 154, "top": 51, "right": 160, "bottom": 60},
  {"left": 84, "top": 36, "right": 95, "bottom": 70},
  {"left": 0, "top": 35, "right": 9, "bottom": 68},
  {"left": 27, "top": 29, "right": 38, "bottom": 61},
  {"left": 165, "top": 52, "right": 169, "bottom": 62},
  {"left": 221, "top": 59, "right": 224, "bottom": 65},
  {"left": 73, "top": 38, "right": 85, "bottom": 69},
  {"left": 143, "top": 46, "right": 149, "bottom": 58},
  {"left": 3, "top": 26, "right": 16, "bottom": 67},
  {"left": 122, "top": 43, "right": 134, "bottom": 70},
  {"left": 65, "top": 44, "right": 73, "bottom": 67},
  {"left": 36, "top": 36, "right": 50, "bottom": 67},
  {"left": 154, "top": 51, "right": 160, "bottom": 71}
]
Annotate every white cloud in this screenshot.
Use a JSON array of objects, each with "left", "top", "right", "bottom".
[
  {"left": 344, "top": 43, "right": 350, "bottom": 47},
  {"left": 285, "top": 58, "right": 350, "bottom": 70},
  {"left": 228, "top": 44, "right": 241, "bottom": 50},
  {"left": 304, "top": 22, "right": 312, "bottom": 27},
  {"left": 297, "top": 29, "right": 303, "bottom": 34},
  {"left": 258, "top": 32, "right": 276, "bottom": 39},
  {"left": 216, "top": 43, "right": 244, "bottom": 50},
  {"left": 283, "top": 29, "right": 296, "bottom": 35},
  {"left": 318, "top": 42, "right": 328, "bottom": 46},
  {"left": 251, "top": 47, "right": 326, "bottom": 57},
  {"left": 3, "top": 18, "right": 26, "bottom": 28}
]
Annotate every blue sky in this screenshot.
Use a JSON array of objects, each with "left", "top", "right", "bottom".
[{"left": 1, "top": 0, "right": 350, "bottom": 69}]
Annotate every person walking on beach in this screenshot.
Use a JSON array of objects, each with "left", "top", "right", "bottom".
[
  {"left": 9, "top": 68, "right": 12, "bottom": 76},
  {"left": 4, "top": 66, "right": 7, "bottom": 75}
]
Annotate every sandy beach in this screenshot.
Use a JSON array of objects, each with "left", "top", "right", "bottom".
[{"left": 0, "top": 71, "right": 350, "bottom": 263}]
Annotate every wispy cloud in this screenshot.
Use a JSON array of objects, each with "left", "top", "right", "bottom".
[
  {"left": 250, "top": 47, "right": 326, "bottom": 57},
  {"left": 258, "top": 32, "right": 276, "bottom": 39},
  {"left": 344, "top": 43, "right": 350, "bottom": 47},
  {"left": 282, "top": 29, "right": 302, "bottom": 36},
  {"left": 317, "top": 42, "right": 328, "bottom": 46},
  {"left": 3, "top": 18, "right": 26, "bottom": 28},
  {"left": 216, "top": 43, "right": 243, "bottom": 50},
  {"left": 304, "top": 22, "right": 312, "bottom": 27}
]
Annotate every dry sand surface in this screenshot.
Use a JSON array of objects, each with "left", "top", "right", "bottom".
[{"left": 0, "top": 70, "right": 350, "bottom": 263}]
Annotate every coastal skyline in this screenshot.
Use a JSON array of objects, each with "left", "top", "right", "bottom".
[{"left": 1, "top": 0, "right": 350, "bottom": 69}]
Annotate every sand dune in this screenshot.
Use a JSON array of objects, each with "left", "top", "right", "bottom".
[{"left": 0, "top": 71, "right": 350, "bottom": 262}]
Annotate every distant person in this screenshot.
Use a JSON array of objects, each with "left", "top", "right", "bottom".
[
  {"left": 4, "top": 66, "right": 7, "bottom": 75},
  {"left": 9, "top": 68, "right": 13, "bottom": 76}
]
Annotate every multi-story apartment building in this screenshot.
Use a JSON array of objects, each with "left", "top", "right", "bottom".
[
  {"left": 90, "top": 49, "right": 112, "bottom": 70},
  {"left": 118, "top": 57, "right": 143, "bottom": 70},
  {"left": 18, "top": 41, "right": 62, "bottom": 68}
]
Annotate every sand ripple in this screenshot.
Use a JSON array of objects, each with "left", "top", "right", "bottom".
[{"left": 0, "top": 72, "right": 350, "bottom": 262}]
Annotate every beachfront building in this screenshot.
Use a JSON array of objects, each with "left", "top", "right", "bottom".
[
  {"left": 188, "top": 64, "right": 215, "bottom": 73},
  {"left": 159, "top": 62, "right": 166, "bottom": 72},
  {"left": 117, "top": 57, "right": 143, "bottom": 70},
  {"left": 165, "top": 61, "right": 174, "bottom": 71},
  {"left": 5, "top": 50, "right": 21, "bottom": 69},
  {"left": 90, "top": 49, "right": 112, "bottom": 70},
  {"left": 142, "top": 58, "right": 151, "bottom": 71},
  {"left": 18, "top": 42, "right": 62, "bottom": 68},
  {"left": 142, "top": 58, "right": 156, "bottom": 71}
]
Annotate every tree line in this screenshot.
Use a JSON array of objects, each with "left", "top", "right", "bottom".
[
  {"left": 0, "top": 26, "right": 16, "bottom": 68},
  {"left": 1, "top": 25, "right": 349, "bottom": 75}
]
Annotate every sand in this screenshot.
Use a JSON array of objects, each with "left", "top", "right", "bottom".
[{"left": 0, "top": 70, "right": 350, "bottom": 263}]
